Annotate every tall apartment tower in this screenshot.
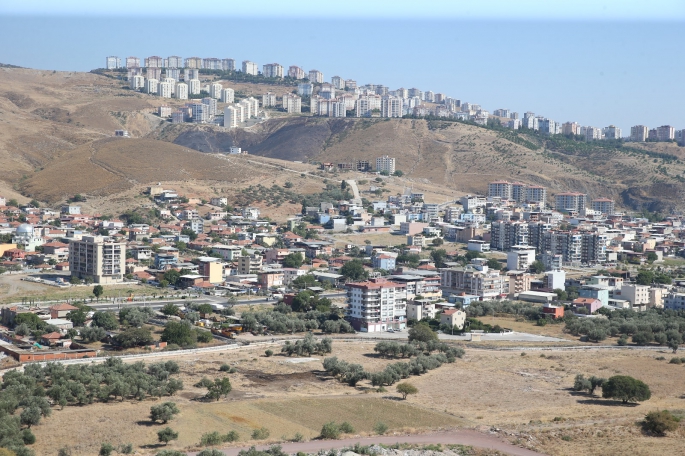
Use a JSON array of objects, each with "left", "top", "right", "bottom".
[
  {"left": 555, "top": 192, "right": 587, "bottom": 213},
  {"left": 331, "top": 76, "right": 345, "bottom": 90},
  {"left": 69, "top": 236, "right": 125, "bottom": 284},
  {"left": 106, "top": 56, "right": 121, "bottom": 69},
  {"left": 210, "top": 83, "right": 223, "bottom": 99},
  {"left": 282, "top": 94, "right": 302, "bottom": 113},
  {"left": 308, "top": 69, "right": 324, "bottom": 83},
  {"left": 175, "top": 82, "right": 188, "bottom": 100},
  {"left": 125, "top": 56, "right": 140, "bottom": 68},
  {"left": 222, "top": 58, "right": 236, "bottom": 71},
  {"left": 129, "top": 75, "right": 144, "bottom": 90},
  {"left": 263, "top": 63, "right": 284, "bottom": 78},
  {"left": 288, "top": 66, "right": 305, "bottom": 79},
  {"left": 145, "top": 78, "right": 159, "bottom": 95},
  {"left": 630, "top": 125, "right": 649, "bottom": 142},
  {"left": 381, "top": 96, "right": 402, "bottom": 118},
  {"left": 221, "top": 88, "right": 235, "bottom": 103},
  {"left": 167, "top": 56, "right": 183, "bottom": 68},
  {"left": 262, "top": 92, "right": 277, "bottom": 107},
  {"left": 376, "top": 155, "right": 396, "bottom": 174},
  {"left": 224, "top": 106, "right": 238, "bottom": 128},
  {"left": 185, "top": 68, "right": 199, "bottom": 81},
  {"left": 242, "top": 60, "right": 258, "bottom": 75},
  {"left": 488, "top": 181, "right": 513, "bottom": 200},
  {"left": 188, "top": 79, "right": 201, "bottom": 95}
]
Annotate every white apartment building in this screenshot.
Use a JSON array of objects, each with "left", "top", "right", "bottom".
[
  {"left": 224, "top": 106, "right": 238, "bottom": 128},
  {"left": 130, "top": 75, "right": 144, "bottom": 90},
  {"left": 157, "top": 81, "right": 173, "bottom": 98},
  {"left": 106, "top": 56, "right": 121, "bottom": 69},
  {"left": 376, "top": 155, "right": 396, "bottom": 174},
  {"left": 202, "top": 97, "right": 218, "bottom": 116},
  {"left": 282, "top": 94, "right": 302, "bottom": 113},
  {"left": 656, "top": 125, "right": 675, "bottom": 141},
  {"left": 125, "top": 56, "right": 140, "bottom": 68},
  {"left": 308, "top": 69, "right": 323, "bottom": 83},
  {"left": 221, "top": 58, "right": 236, "bottom": 71},
  {"left": 165, "top": 68, "right": 180, "bottom": 81},
  {"left": 592, "top": 198, "right": 615, "bottom": 215},
  {"left": 347, "top": 277, "right": 407, "bottom": 332},
  {"left": 221, "top": 88, "right": 235, "bottom": 103},
  {"left": 185, "top": 68, "right": 199, "bottom": 81},
  {"left": 191, "top": 103, "right": 207, "bottom": 123},
  {"left": 381, "top": 96, "right": 402, "bottom": 118},
  {"left": 288, "top": 66, "right": 305, "bottom": 79},
  {"left": 242, "top": 60, "right": 258, "bottom": 75},
  {"left": 262, "top": 92, "right": 276, "bottom": 107},
  {"left": 144, "top": 56, "right": 163, "bottom": 68},
  {"left": 69, "top": 236, "right": 125, "bottom": 284},
  {"left": 664, "top": 293, "right": 685, "bottom": 310},
  {"left": 145, "top": 78, "right": 158, "bottom": 94},
  {"left": 331, "top": 76, "right": 345, "bottom": 90},
  {"left": 603, "top": 125, "right": 622, "bottom": 139},
  {"left": 233, "top": 104, "right": 245, "bottom": 122},
  {"left": 239, "top": 99, "right": 252, "bottom": 119},
  {"left": 297, "top": 83, "right": 313, "bottom": 96},
  {"left": 175, "top": 82, "right": 188, "bottom": 100},
  {"left": 555, "top": 192, "right": 587, "bottom": 213},
  {"left": 620, "top": 284, "right": 650, "bottom": 306},
  {"left": 562, "top": 121, "right": 580, "bottom": 136},
  {"left": 188, "top": 79, "right": 201, "bottom": 95},
  {"left": 202, "top": 58, "right": 221, "bottom": 70},
  {"left": 167, "top": 56, "right": 182, "bottom": 68},
  {"left": 582, "top": 126, "right": 603, "bottom": 141},
  {"left": 630, "top": 125, "right": 649, "bottom": 142},
  {"left": 185, "top": 57, "right": 202, "bottom": 68},
  {"left": 488, "top": 181, "right": 512, "bottom": 200},
  {"left": 210, "top": 83, "right": 223, "bottom": 99},
  {"left": 263, "top": 63, "right": 284, "bottom": 78}
]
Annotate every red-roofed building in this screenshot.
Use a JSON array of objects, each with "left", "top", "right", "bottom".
[
  {"left": 572, "top": 297, "right": 602, "bottom": 314},
  {"left": 49, "top": 303, "right": 78, "bottom": 319},
  {"left": 440, "top": 308, "right": 466, "bottom": 329},
  {"left": 346, "top": 277, "right": 407, "bottom": 332}
]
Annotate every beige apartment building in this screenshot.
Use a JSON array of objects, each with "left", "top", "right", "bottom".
[{"left": 69, "top": 236, "right": 125, "bottom": 284}]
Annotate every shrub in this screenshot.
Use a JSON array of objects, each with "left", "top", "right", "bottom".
[
  {"left": 669, "top": 357, "right": 682, "bottom": 364},
  {"left": 157, "top": 427, "right": 179, "bottom": 445},
  {"left": 602, "top": 375, "right": 651, "bottom": 404},
  {"left": 265, "top": 349, "right": 274, "bottom": 357},
  {"left": 119, "top": 443, "right": 133, "bottom": 454},
  {"left": 251, "top": 427, "right": 270, "bottom": 440},
  {"left": 223, "top": 430, "right": 240, "bottom": 442},
  {"left": 642, "top": 410, "right": 680, "bottom": 436},
  {"left": 201, "top": 431, "right": 222, "bottom": 446},
  {"left": 320, "top": 422, "right": 341, "bottom": 439},
  {"left": 198, "top": 450, "right": 225, "bottom": 456},
  {"left": 219, "top": 363, "right": 232, "bottom": 372},
  {"left": 373, "top": 422, "right": 388, "bottom": 435},
  {"left": 99, "top": 443, "right": 115, "bottom": 456},
  {"left": 150, "top": 402, "right": 180, "bottom": 423},
  {"left": 339, "top": 422, "right": 355, "bottom": 434},
  {"left": 291, "top": 433, "right": 304, "bottom": 442}
]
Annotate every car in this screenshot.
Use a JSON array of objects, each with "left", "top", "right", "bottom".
[{"left": 387, "top": 328, "right": 394, "bottom": 332}]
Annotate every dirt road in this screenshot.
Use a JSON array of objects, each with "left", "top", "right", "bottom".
[{"left": 190, "top": 430, "right": 545, "bottom": 456}]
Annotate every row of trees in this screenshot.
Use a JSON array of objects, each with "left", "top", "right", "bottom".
[
  {"left": 373, "top": 340, "right": 465, "bottom": 360},
  {"left": 281, "top": 334, "right": 332, "bottom": 357},
  {"left": 241, "top": 308, "right": 353, "bottom": 334},
  {"left": 574, "top": 374, "right": 651, "bottom": 404}
]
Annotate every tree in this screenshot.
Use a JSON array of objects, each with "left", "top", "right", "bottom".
[
  {"left": 282, "top": 252, "right": 304, "bottom": 268},
  {"left": 113, "top": 328, "right": 154, "bottom": 348},
  {"left": 408, "top": 322, "right": 437, "bottom": 343},
  {"left": 66, "top": 309, "right": 87, "bottom": 327},
  {"left": 91, "top": 311, "right": 119, "bottom": 330},
  {"left": 486, "top": 258, "right": 502, "bottom": 270},
  {"left": 393, "top": 170, "right": 404, "bottom": 177},
  {"left": 150, "top": 402, "right": 180, "bottom": 424},
  {"left": 161, "top": 321, "right": 197, "bottom": 347},
  {"left": 20, "top": 406, "right": 41, "bottom": 428},
  {"left": 643, "top": 410, "right": 680, "bottom": 436},
  {"left": 602, "top": 375, "right": 651, "bottom": 404},
  {"left": 80, "top": 326, "right": 106, "bottom": 343},
  {"left": 340, "top": 259, "right": 368, "bottom": 282},
  {"left": 431, "top": 238, "right": 444, "bottom": 246},
  {"left": 320, "top": 422, "right": 341, "bottom": 439},
  {"left": 157, "top": 427, "right": 179, "bottom": 445},
  {"left": 198, "top": 450, "right": 225, "bottom": 456},
  {"left": 396, "top": 382, "right": 418, "bottom": 399},
  {"left": 430, "top": 249, "right": 447, "bottom": 268},
  {"left": 161, "top": 303, "right": 180, "bottom": 317},
  {"left": 530, "top": 261, "right": 545, "bottom": 273},
  {"left": 206, "top": 378, "right": 232, "bottom": 401},
  {"left": 646, "top": 252, "right": 658, "bottom": 263},
  {"left": 635, "top": 270, "right": 654, "bottom": 285},
  {"left": 92, "top": 285, "right": 104, "bottom": 301},
  {"left": 119, "top": 306, "right": 154, "bottom": 327}
]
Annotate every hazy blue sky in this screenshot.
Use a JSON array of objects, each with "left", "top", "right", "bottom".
[{"left": 1, "top": 1, "right": 683, "bottom": 133}]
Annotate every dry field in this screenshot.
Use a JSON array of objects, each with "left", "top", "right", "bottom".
[{"left": 26, "top": 339, "right": 685, "bottom": 456}]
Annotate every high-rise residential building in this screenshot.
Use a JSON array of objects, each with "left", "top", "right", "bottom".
[
  {"left": 648, "top": 128, "right": 658, "bottom": 140},
  {"left": 157, "top": 81, "right": 173, "bottom": 98},
  {"left": 522, "top": 112, "right": 539, "bottom": 130},
  {"left": 203, "top": 58, "right": 221, "bottom": 70},
  {"left": 202, "top": 97, "right": 218, "bottom": 116},
  {"left": 538, "top": 118, "right": 558, "bottom": 136},
  {"left": 125, "top": 56, "right": 140, "bottom": 68},
  {"left": 424, "top": 91, "right": 435, "bottom": 102},
  {"left": 188, "top": 79, "right": 201, "bottom": 95},
  {"left": 346, "top": 277, "right": 407, "bottom": 332},
  {"left": 408, "top": 88, "right": 422, "bottom": 98},
  {"left": 308, "top": 69, "right": 323, "bottom": 83},
  {"left": 242, "top": 60, "right": 258, "bottom": 75},
  {"left": 144, "top": 56, "right": 163, "bottom": 68},
  {"left": 490, "top": 221, "right": 529, "bottom": 251},
  {"left": 525, "top": 186, "right": 547, "bottom": 206},
  {"left": 106, "top": 56, "right": 121, "bottom": 69},
  {"left": 297, "top": 83, "right": 313, "bottom": 96},
  {"left": 185, "top": 68, "right": 199, "bottom": 81},
  {"left": 171, "top": 110, "right": 185, "bottom": 124},
  {"left": 603, "top": 125, "right": 622, "bottom": 139},
  {"left": 191, "top": 103, "right": 207, "bottom": 123},
  {"left": 210, "top": 83, "right": 223, "bottom": 99},
  {"left": 555, "top": 192, "right": 587, "bottom": 213},
  {"left": 224, "top": 106, "right": 238, "bottom": 128},
  {"left": 222, "top": 58, "right": 236, "bottom": 71},
  {"left": 263, "top": 63, "right": 284, "bottom": 78},
  {"left": 583, "top": 126, "right": 602, "bottom": 141},
  {"left": 165, "top": 68, "right": 180, "bottom": 81},
  {"left": 239, "top": 99, "right": 252, "bottom": 119},
  {"left": 319, "top": 85, "right": 335, "bottom": 100},
  {"left": 129, "top": 74, "right": 144, "bottom": 90},
  {"left": 262, "top": 92, "right": 277, "bottom": 107},
  {"left": 440, "top": 261, "right": 509, "bottom": 299},
  {"left": 435, "top": 93, "right": 446, "bottom": 103},
  {"left": 167, "top": 56, "right": 183, "bottom": 68},
  {"left": 175, "top": 82, "right": 188, "bottom": 100},
  {"left": 233, "top": 104, "right": 245, "bottom": 122},
  {"left": 221, "top": 88, "right": 234, "bottom": 103},
  {"left": 69, "top": 236, "right": 125, "bottom": 284},
  {"left": 511, "top": 182, "right": 526, "bottom": 202},
  {"left": 493, "top": 109, "right": 510, "bottom": 118},
  {"left": 630, "top": 125, "right": 649, "bottom": 142},
  {"left": 488, "top": 181, "right": 513, "bottom": 200},
  {"left": 146, "top": 67, "right": 162, "bottom": 81},
  {"left": 656, "top": 125, "right": 675, "bottom": 141},
  {"left": 345, "top": 79, "right": 357, "bottom": 90},
  {"left": 510, "top": 112, "right": 519, "bottom": 119},
  {"left": 145, "top": 78, "right": 159, "bottom": 94},
  {"left": 592, "top": 198, "right": 615, "bottom": 215},
  {"left": 185, "top": 57, "right": 202, "bottom": 68},
  {"left": 331, "top": 76, "right": 345, "bottom": 90},
  {"left": 376, "top": 155, "right": 396, "bottom": 174},
  {"left": 287, "top": 66, "right": 304, "bottom": 79},
  {"left": 381, "top": 96, "right": 402, "bottom": 118},
  {"left": 282, "top": 94, "right": 302, "bottom": 113},
  {"left": 562, "top": 121, "right": 580, "bottom": 136}
]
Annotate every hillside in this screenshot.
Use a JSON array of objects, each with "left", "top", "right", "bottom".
[{"left": 1, "top": 66, "right": 684, "bottom": 212}]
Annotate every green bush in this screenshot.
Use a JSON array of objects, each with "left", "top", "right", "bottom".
[
  {"left": 602, "top": 375, "right": 651, "bottom": 403},
  {"left": 200, "top": 431, "right": 222, "bottom": 446},
  {"left": 643, "top": 410, "right": 680, "bottom": 435},
  {"left": 99, "top": 443, "right": 115, "bottom": 456},
  {"left": 320, "top": 422, "right": 341, "bottom": 439},
  {"left": 251, "top": 427, "right": 270, "bottom": 440},
  {"left": 265, "top": 349, "right": 274, "bottom": 357},
  {"left": 223, "top": 431, "right": 239, "bottom": 442},
  {"left": 339, "top": 422, "right": 355, "bottom": 434},
  {"left": 219, "top": 363, "right": 231, "bottom": 372},
  {"left": 669, "top": 357, "right": 682, "bottom": 364},
  {"left": 373, "top": 422, "right": 388, "bottom": 435},
  {"left": 291, "top": 433, "right": 304, "bottom": 442}
]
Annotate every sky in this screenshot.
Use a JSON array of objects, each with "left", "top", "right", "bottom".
[{"left": 0, "top": 0, "right": 683, "bottom": 133}]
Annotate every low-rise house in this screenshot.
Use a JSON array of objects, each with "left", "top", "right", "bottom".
[
  {"left": 542, "top": 304, "right": 564, "bottom": 319},
  {"left": 49, "top": 303, "right": 78, "bottom": 319},
  {"left": 572, "top": 297, "right": 602, "bottom": 314},
  {"left": 440, "top": 308, "right": 466, "bottom": 329}
]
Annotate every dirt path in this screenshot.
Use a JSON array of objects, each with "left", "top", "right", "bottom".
[{"left": 191, "top": 430, "right": 545, "bottom": 456}]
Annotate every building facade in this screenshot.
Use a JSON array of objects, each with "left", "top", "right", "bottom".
[{"left": 69, "top": 236, "right": 125, "bottom": 284}]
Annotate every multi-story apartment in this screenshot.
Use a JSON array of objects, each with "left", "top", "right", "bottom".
[
  {"left": 542, "top": 231, "right": 582, "bottom": 264},
  {"left": 488, "top": 181, "right": 513, "bottom": 200},
  {"left": 331, "top": 76, "right": 345, "bottom": 90},
  {"left": 224, "top": 106, "right": 238, "bottom": 128},
  {"left": 537, "top": 118, "right": 558, "bottom": 136},
  {"left": 592, "top": 198, "right": 615, "bottom": 215},
  {"left": 346, "top": 277, "right": 407, "bottom": 332},
  {"left": 297, "top": 83, "right": 313, "bottom": 97},
  {"left": 527, "top": 222, "right": 552, "bottom": 252},
  {"left": 522, "top": 113, "right": 539, "bottom": 130},
  {"left": 106, "top": 56, "right": 121, "bottom": 69},
  {"left": 376, "top": 155, "right": 396, "bottom": 174},
  {"left": 185, "top": 68, "right": 199, "bottom": 81},
  {"left": 490, "top": 221, "right": 529, "bottom": 251},
  {"left": 145, "top": 78, "right": 158, "bottom": 94},
  {"left": 125, "top": 56, "right": 140, "bottom": 68},
  {"left": 555, "top": 192, "right": 587, "bottom": 213},
  {"left": 561, "top": 121, "right": 580, "bottom": 136},
  {"left": 202, "top": 97, "right": 218, "bottom": 116},
  {"left": 603, "top": 125, "right": 622, "bottom": 139},
  {"left": 174, "top": 82, "right": 188, "bottom": 100},
  {"left": 69, "top": 236, "right": 125, "bottom": 284},
  {"left": 582, "top": 126, "right": 602, "bottom": 141},
  {"left": 493, "top": 109, "right": 510, "bottom": 118},
  {"left": 656, "top": 125, "right": 675, "bottom": 141},
  {"left": 440, "top": 260, "right": 509, "bottom": 299},
  {"left": 203, "top": 58, "right": 221, "bottom": 70},
  {"left": 129, "top": 74, "right": 144, "bottom": 90},
  {"left": 381, "top": 96, "right": 402, "bottom": 118},
  {"left": 210, "top": 83, "right": 223, "bottom": 99},
  {"left": 581, "top": 233, "right": 607, "bottom": 264},
  {"left": 345, "top": 79, "right": 357, "bottom": 90},
  {"left": 222, "top": 58, "right": 236, "bottom": 71},
  {"left": 157, "top": 81, "right": 173, "bottom": 98},
  {"left": 262, "top": 63, "right": 283, "bottom": 78},
  {"left": 184, "top": 57, "right": 202, "bottom": 69},
  {"left": 308, "top": 69, "right": 324, "bottom": 83},
  {"left": 221, "top": 88, "right": 234, "bottom": 103},
  {"left": 423, "top": 91, "right": 435, "bottom": 102},
  {"left": 144, "top": 56, "right": 163, "bottom": 68},
  {"left": 238, "top": 255, "right": 262, "bottom": 274},
  {"left": 190, "top": 103, "right": 207, "bottom": 123},
  {"left": 288, "top": 66, "right": 305, "bottom": 79},
  {"left": 620, "top": 284, "right": 650, "bottom": 306},
  {"left": 355, "top": 95, "right": 381, "bottom": 117},
  {"left": 630, "top": 125, "right": 649, "bottom": 142},
  {"left": 525, "top": 186, "right": 547, "bottom": 206},
  {"left": 282, "top": 93, "right": 302, "bottom": 113},
  {"left": 187, "top": 79, "right": 200, "bottom": 95},
  {"left": 262, "top": 92, "right": 276, "bottom": 107},
  {"left": 164, "top": 68, "right": 180, "bottom": 81},
  {"left": 319, "top": 85, "right": 335, "bottom": 99},
  {"left": 242, "top": 60, "right": 258, "bottom": 75},
  {"left": 664, "top": 293, "right": 685, "bottom": 311},
  {"left": 167, "top": 56, "right": 183, "bottom": 68}
]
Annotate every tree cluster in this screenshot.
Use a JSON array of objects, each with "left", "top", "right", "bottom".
[
  {"left": 573, "top": 373, "right": 650, "bottom": 404},
  {"left": 373, "top": 340, "right": 465, "bottom": 360},
  {"left": 118, "top": 307, "right": 154, "bottom": 327},
  {"left": 281, "top": 334, "right": 332, "bottom": 357},
  {"left": 161, "top": 320, "right": 213, "bottom": 347},
  {"left": 241, "top": 309, "right": 353, "bottom": 334}
]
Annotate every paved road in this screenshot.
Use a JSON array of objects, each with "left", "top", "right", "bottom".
[{"left": 189, "top": 430, "right": 544, "bottom": 456}]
